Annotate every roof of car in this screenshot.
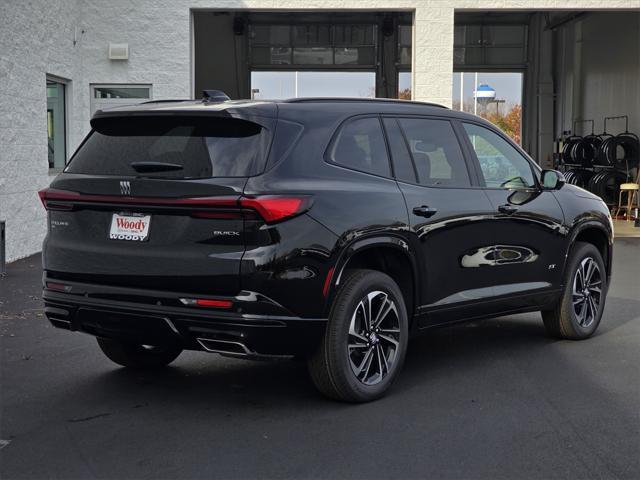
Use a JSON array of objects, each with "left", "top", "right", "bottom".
[{"left": 91, "top": 97, "right": 485, "bottom": 124}]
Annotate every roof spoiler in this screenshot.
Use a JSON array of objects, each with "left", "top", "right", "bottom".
[{"left": 202, "top": 90, "right": 230, "bottom": 102}]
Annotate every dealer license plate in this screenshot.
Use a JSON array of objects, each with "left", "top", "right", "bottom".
[{"left": 109, "top": 213, "right": 151, "bottom": 241}]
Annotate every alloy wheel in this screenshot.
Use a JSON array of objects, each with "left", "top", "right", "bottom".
[
  {"left": 347, "top": 291, "right": 401, "bottom": 386},
  {"left": 572, "top": 257, "right": 602, "bottom": 328}
]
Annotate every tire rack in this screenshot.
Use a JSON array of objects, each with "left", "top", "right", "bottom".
[{"left": 554, "top": 116, "right": 639, "bottom": 208}]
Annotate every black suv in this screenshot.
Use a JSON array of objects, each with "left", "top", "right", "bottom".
[{"left": 40, "top": 96, "right": 613, "bottom": 402}]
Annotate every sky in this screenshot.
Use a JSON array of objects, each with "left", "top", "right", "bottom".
[
  {"left": 251, "top": 71, "right": 375, "bottom": 99},
  {"left": 251, "top": 70, "right": 523, "bottom": 107},
  {"left": 452, "top": 72, "right": 523, "bottom": 109}
]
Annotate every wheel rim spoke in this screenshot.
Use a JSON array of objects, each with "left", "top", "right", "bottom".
[
  {"left": 377, "top": 344, "right": 389, "bottom": 374},
  {"left": 372, "top": 296, "right": 393, "bottom": 330},
  {"left": 360, "top": 348, "right": 375, "bottom": 380},
  {"left": 589, "top": 296, "right": 598, "bottom": 321},
  {"left": 379, "top": 328, "right": 400, "bottom": 334},
  {"left": 347, "top": 290, "right": 400, "bottom": 386},
  {"left": 375, "top": 344, "right": 384, "bottom": 378},
  {"left": 572, "top": 294, "right": 584, "bottom": 307},
  {"left": 378, "top": 333, "right": 399, "bottom": 347},
  {"left": 584, "top": 259, "right": 594, "bottom": 285}
]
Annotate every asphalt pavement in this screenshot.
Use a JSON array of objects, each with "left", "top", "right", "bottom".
[{"left": 1, "top": 239, "right": 639, "bottom": 479}]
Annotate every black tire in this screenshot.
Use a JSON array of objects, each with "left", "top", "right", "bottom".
[
  {"left": 308, "top": 269, "right": 409, "bottom": 402},
  {"left": 97, "top": 337, "right": 182, "bottom": 369},
  {"left": 542, "top": 242, "right": 607, "bottom": 340}
]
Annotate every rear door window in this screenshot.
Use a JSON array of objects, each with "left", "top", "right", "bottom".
[
  {"left": 397, "top": 118, "right": 471, "bottom": 187},
  {"left": 65, "top": 116, "right": 271, "bottom": 178},
  {"left": 382, "top": 118, "right": 417, "bottom": 183},
  {"left": 329, "top": 117, "right": 391, "bottom": 177}
]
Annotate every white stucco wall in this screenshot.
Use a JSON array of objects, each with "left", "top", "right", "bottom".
[
  {"left": 1, "top": 0, "right": 638, "bottom": 262},
  {"left": 0, "top": 0, "right": 82, "bottom": 264}
]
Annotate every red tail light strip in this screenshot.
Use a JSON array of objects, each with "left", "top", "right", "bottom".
[
  {"left": 46, "top": 282, "right": 72, "bottom": 292},
  {"left": 240, "top": 196, "right": 311, "bottom": 223},
  {"left": 38, "top": 189, "right": 312, "bottom": 224},
  {"left": 38, "top": 189, "right": 239, "bottom": 209},
  {"left": 180, "top": 298, "right": 233, "bottom": 309}
]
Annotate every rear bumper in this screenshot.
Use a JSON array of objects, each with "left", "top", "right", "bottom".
[{"left": 43, "top": 283, "right": 326, "bottom": 358}]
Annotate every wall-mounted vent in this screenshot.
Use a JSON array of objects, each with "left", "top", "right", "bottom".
[{"left": 108, "top": 43, "right": 129, "bottom": 60}]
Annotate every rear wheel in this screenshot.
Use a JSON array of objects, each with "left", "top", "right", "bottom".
[
  {"left": 97, "top": 338, "right": 182, "bottom": 369},
  {"left": 542, "top": 242, "right": 607, "bottom": 340},
  {"left": 308, "top": 269, "right": 409, "bottom": 402}
]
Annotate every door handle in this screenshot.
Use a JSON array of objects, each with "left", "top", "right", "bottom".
[
  {"left": 412, "top": 205, "right": 438, "bottom": 218},
  {"left": 498, "top": 204, "right": 518, "bottom": 214}
]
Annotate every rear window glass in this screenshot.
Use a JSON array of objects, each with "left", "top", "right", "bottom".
[{"left": 65, "top": 116, "right": 271, "bottom": 178}]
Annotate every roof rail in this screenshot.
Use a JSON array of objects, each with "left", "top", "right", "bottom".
[
  {"left": 141, "top": 99, "right": 192, "bottom": 104},
  {"left": 284, "top": 97, "right": 448, "bottom": 108}
]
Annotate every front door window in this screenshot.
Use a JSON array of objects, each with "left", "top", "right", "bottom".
[{"left": 462, "top": 122, "right": 535, "bottom": 189}]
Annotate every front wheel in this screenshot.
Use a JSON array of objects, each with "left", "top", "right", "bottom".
[
  {"left": 308, "top": 269, "right": 409, "bottom": 402},
  {"left": 542, "top": 241, "right": 607, "bottom": 340},
  {"left": 97, "top": 337, "right": 182, "bottom": 369}
]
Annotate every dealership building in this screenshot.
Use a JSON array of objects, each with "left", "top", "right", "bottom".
[{"left": 1, "top": 0, "right": 639, "bottom": 262}]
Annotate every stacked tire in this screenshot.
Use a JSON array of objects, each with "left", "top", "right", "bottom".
[{"left": 559, "top": 130, "right": 638, "bottom": 206}]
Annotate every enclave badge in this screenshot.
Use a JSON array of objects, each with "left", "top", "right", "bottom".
[{"left": 120, "top": 180, "right": 131, "bottom": 195}]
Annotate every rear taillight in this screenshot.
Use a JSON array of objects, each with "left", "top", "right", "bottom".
[
  {"left": 180, "top": 298, "right": 233, "bottom": 309},
  {"left": 45, "top": 281, "right": 72, "bottom": 292},
  {"left": 37, "top": 188, "right": 311, "bottom": 223},
  {"left": 239, "top": 196, "right": 312, "bottom": 223},
  {"left": 38, "top": 188, "right": 76, "bottom": 211}
]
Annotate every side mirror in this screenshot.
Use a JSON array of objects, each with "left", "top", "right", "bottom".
[{"left": 540, "top": 169, "right": 566, "bottom": 190}]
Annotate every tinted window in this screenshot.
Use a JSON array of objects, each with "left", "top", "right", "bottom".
[
  {"left": 331, "top": 117, "right": 390, "bottom": 177},
  {"left": 463, "top": 123, "right": 535, "bottom": 189},
  {"left": 398, "top": 118, "right": 470, "bottom": 187},
  {"left": 66, "top": 116, "right": 271, "bottom": 178},
  {"left": 383, "top": 118, "right": 416, "bottom": 183}
]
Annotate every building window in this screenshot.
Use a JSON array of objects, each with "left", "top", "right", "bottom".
[
  {"left": 397, "top": 25, "right": 412, "bottom": 67},
  {"left": 249, "top": 24, "right": 377, "bottom": 67},
  {"left": 47, "top": 78, "right": 67, "bottom": 169},
  {"left": 398, "top": 71, "right": 411, "bottom": 99},
  {"left": 90, "top": 84, "right": 152, "bottom": 116},
  {"left": 454, "top": 24, "right": 527, "bottom": 68}
]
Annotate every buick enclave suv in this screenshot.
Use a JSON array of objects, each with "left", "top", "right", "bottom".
[{"left": 40, "top": 95, "right": 613, "bottom": 402}]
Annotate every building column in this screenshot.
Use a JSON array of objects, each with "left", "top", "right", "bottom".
[{"left": 412, "top": 5, "right": 454, "bottom": 107}]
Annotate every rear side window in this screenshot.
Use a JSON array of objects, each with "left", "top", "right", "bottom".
[
  {"left": 66, "top": 116, "right": 271, "bottom": 178},
  {"left": 398, "top": 118, "right": 470, "bottom": 187},
  {"left": 330, "top": 117, "right": 390, "bottom": 177}
]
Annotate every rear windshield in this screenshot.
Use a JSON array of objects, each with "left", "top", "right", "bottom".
[{"left": 65, "top": 116, "right": 271, "bottom": 178}]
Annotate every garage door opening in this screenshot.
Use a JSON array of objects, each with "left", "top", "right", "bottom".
[
  {"left": 250, "top": 71, "right": 376, "bottom": 99},
  {"left": 453, "top": 72, "right": 523, "bottom": 145},
  {"left": 193, "top": 11, "right": 412, "bottom": 100},
  {"left": 454, "top": 10, "right": 639, "bottom": 236}
]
